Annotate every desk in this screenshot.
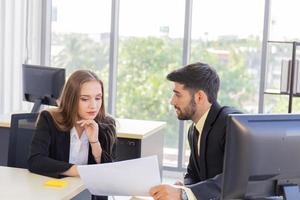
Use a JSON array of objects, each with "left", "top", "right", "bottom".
[
  {"left": 115, "top": 118, "right": 165, "bottom": 173},
  {"left": 0, "top": 114, "right": 166, "bottom": 171},
  {"left": 0, "top": 115, "right": 11, "bottom": 166},
  {"left": 0, "top": 166, "right": 84, "bottom": 200}
]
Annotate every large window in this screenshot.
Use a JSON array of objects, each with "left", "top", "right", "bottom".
[
  {"left": 4, "top": 0, "right": 300, "bottom": 173},
  {"left": 264, "top": 0, "right": 300, "bottom": 113},
  {"left": 48, "top": 0, "right": 265, "bottom": 170},
  {"left": 46, "top": 0, "right": 278, "bottom": 171},
  {"left": 50, "top": 0, "right": 111, "bottom": 106},
  {"left": 191, "top": 0, "right": 264, "bottom": 112},
  {"left": 117, "top": 0, "right": 185, "bottom": 167},
  {"left": 189, "top": 0, "right": 264, "bottom": 166},
  {"left": 269, "top": 0, "right": 300, "bottom": 41}
]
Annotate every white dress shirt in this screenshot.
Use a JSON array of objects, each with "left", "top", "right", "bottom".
[
  {"left": 195, "top": 107, "right": 211, "bottom": 155},
  {"left": 69, "top": 127, "right": 89, "bottom": 165}
]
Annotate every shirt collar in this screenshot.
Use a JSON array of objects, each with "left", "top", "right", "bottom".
[
  {"left": 70, "top": 127, "right": 88, "bottom": 142},
  {"left": 195, "top": 107, "right": 211, "bottom": 133}
]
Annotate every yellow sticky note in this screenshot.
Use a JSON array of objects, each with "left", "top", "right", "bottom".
[{"left": 44, "top": 179, "right": 68, "bottom": 188}]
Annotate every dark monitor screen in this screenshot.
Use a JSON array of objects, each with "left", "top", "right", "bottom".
[
  {"left": 22, "top": 64, "right": 65, "bottom": 113},
  {"left": 222, "top": 114, "right": 300, "bottom": 200}
]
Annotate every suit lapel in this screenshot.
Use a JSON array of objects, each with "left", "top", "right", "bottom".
[
  {"left": 189, "top": 125, "right": 201, "bottom": 177},
  {"left": 198, "top": 102, "right": 222, "bottom": 179},
  {"left": 60, "top": 130, "right": 70, "bottom": 162}
]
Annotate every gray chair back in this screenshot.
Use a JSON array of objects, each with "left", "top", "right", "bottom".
[{"left": 7, "top": 113, "right": 38, "bottom": 168}]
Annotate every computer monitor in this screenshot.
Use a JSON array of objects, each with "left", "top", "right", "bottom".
[
  {"left": 22, "top": 64, "right": 65, "bottom": 113},
  {"left": 222, "top": 114, "right": 300, "bottom": 200}
]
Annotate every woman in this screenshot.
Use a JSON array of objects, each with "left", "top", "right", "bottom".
[{"left": 28, "top": 70, "right": 116, "bottom": 199}]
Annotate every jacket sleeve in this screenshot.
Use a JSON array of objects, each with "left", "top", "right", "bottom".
[
  {"left": 220, "top": 107, "right": 243, "bottom": 152},
  {"left": 184, "top": 157, "right": 198, "bottom": 185},
  {"left": 188, "top": 174, "right": 222, "bottom": 200},
  {"left": 27, "top": 111, "right": 73, "bottom": 178}
]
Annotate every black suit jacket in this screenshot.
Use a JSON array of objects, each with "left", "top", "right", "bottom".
[
  {"left": 184, "top": 102, "right": 241, "bottom": 199},
  {"left": 28, "top": 110, "right": 117, "bottom": 178}
]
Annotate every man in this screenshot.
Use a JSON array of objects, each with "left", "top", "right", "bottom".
[{"left": 150, "top": 62, "right": 240, "bottom": 200}]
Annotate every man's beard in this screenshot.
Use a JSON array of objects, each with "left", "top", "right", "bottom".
[{"left": 175, "top": 99, "right": 197, "bottom": 120}]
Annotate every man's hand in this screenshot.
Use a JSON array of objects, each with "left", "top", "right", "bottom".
[
  {"left": 174, "top": 180, "right": 184, "bottom": 186},
  {"left": 149, "top": 184, "right": 182, "bottom": 200}
]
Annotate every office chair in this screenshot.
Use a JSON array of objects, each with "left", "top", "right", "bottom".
[{"left": 7, "top": 113, "right": 38, "bottom": 168}]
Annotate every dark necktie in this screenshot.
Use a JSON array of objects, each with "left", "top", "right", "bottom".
[{"left": 193, "top": 126, "right": 200, "bottom": 157}]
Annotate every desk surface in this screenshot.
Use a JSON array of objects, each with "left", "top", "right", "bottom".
[
  {"left": 0, "top": 166, "right": 84, "bottom": 200},
  {"left": 116, "top": 118, "right": 166, "bottom": 139},
  {"left": 0, "top": 114, "right": 166, "bottom": 139},
  {"left": 0, "top": 114, "right": 10, "bottom": 127}
]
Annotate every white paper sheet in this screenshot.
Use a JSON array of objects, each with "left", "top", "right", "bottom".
[{"left": 77, "top": 156, "right": 161, "bottom": 196}]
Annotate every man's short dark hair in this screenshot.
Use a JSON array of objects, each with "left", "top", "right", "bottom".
[{"left": 167, "top": 62, "right": 220, "bottom": 103}]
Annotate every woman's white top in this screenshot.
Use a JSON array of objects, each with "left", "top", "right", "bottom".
[{"left": 69, "top": 127, "right": 89, "bottom": 165}]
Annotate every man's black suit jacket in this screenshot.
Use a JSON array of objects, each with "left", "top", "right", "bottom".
[
  {"left": 184, "top": 102, "right": 241, "bottom": 199},
  {"left": 28, "top": 110, "right": 117, "bottom": 178}
]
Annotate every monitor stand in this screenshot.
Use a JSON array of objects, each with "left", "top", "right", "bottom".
[{"left": 31, "top": 99, "right": 42, "bottom": 113}]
